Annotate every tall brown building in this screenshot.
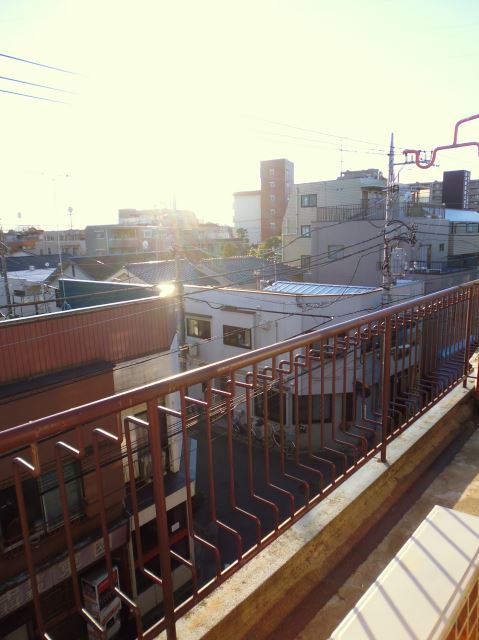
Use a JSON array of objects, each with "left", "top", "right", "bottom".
[{"left": 260, "top": 159, "right": 294, "bottom": 241}]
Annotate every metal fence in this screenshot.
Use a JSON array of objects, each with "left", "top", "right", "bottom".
[{"left": 1, "top": 283, "right": 478, "bottom": 639}]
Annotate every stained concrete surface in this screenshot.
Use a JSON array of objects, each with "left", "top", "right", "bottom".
[{"left": 276, "top": 422, "right": 479, "bottom": 640}]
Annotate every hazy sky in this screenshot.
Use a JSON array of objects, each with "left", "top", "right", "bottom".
[{"left": 0, "top": 0, "right": 478, "bottom": 231}]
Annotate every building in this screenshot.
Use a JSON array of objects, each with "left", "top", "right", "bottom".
[
  {"left": 405, "top": 169, "right": 479, "bottom": 211},
  {"left": 183, "top": 279, "right": 424, "bottom": 450},
  {"left": 34, "top": 229, "right": 86, "bottom": 257},
  {"left": 233, "top": 158, "right": 294, "bottom": 244},
  {"left": 0, "top": 254, "right": 70, "bottom": 318},
  {"left": 0, "top": 294, "right": 196, "bottom": 638},
  {"left": 260, "top": 159, "right": 294, "bottom": 242},
  {"left": 308, "top": 204, "right": 479, "bottom": 292},
  {"left": 282, "top": 168, "right": 388, "bottom": 268},
  {"left": 232, "top": 190, "right": 261, "bottom": 245},
  {"left": 84, "top": 225, "right": 168, "bottom": 256},
  {"left": 118, "top": 207, "right": 198, "bottom": 229},
  {"left": 1, "top": 275, "right": 476, "bottom": 638}
]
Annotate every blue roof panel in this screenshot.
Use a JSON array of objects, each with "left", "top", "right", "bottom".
[{"left": 264, "top": 281, "right": 379, "bottom": 295}]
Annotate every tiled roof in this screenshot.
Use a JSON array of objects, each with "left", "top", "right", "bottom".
[
  {"left": 70, "top": 252, "right": 161, "bottom": 280},
  {"left": 200, "top": 257, "right": 302, "bottom": 286},
  {"left": 5, "top": 254, "right": 65, "bottom": 273},
  {"left": 126, "top": 260, "right": 220, "bottom": 286}
]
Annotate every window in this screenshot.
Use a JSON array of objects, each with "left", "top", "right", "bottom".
[
  {"left": 270, "top": 194, "right": 276, "bottom": 203},
  {"left": 439, "top": 243, "right": 445, "bottom": 252},
  {"left": 467, "top": 224, "right": 478, "bottom": 233},
  {"left": 39, "top": 461, "right": 83, "bottom": 531},
  {"left": 270, "top": 222, "right": 276, "bottom": 232},
  {"left": 94, "top": 231, "right": 105, "bottom": 239},
  {"left": 186, "top": 316, "right": 211, "bottom": 339},
  {"left": 0, "top": 460, "right": 83, "bottom": 548},
  {"left": 269, "top": 181, "right": 276, "bottom": 188},
  {"left": 297, "top": 395, "right": 332, "bottom": 423},
  {"left": 144, "top": 229, "right": 153, "bottom": 238},
  {"left": 301, "top": 255, "right": 311, "bottom": 270},
  {"left": 300, "top": 225, "right": 311, "bottom": 238},
  {"left": 269, "top": 168, "right": 275, "bottom": 177},
  {"left": 270, "top": 208, "right": 276, "bottom": 216},
  {"left": 301, "top": 194, "right": 317, "bottom": 207},
  {"left": 223, "top": 325, "right": 252, "bottom": 349},
  {"left": 328, "top": 244, "right": 344, "bottom": 259}
]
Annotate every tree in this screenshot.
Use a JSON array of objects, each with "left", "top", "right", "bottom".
[{"left": 249, "top": 236, "right": 281, "bottom": 259}]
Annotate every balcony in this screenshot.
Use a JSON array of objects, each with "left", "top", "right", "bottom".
[{"left": 1, "top": 283, "right": 479, "bottom": 639}]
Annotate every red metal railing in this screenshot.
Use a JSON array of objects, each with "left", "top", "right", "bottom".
[{"left": 0, "top": 283, "right": 478, "bottom": 639}]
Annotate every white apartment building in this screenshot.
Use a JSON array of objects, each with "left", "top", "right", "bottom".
[
  {"left": 183, "top": 279, "right": 424, "bottom": 450},
  {"left": 232, "top": 190, "right": 261, "bottom": 245}
]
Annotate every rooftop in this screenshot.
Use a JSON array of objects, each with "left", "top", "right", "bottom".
[{"left": 264, "top": 281, "right": 379, "bottom": 295}]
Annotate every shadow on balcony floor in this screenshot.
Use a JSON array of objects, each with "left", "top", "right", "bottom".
[{"left": 266, "top": 418, "right": 479, "bottom": 640}]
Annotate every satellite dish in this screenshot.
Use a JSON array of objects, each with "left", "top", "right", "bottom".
[{"left": 142, "top": 240, "right": 149, "bottom": 249}]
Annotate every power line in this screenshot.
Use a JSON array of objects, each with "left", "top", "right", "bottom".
[
  {"left": 0, "top": 75, "right": 75, "bottom": 94},
  {"left": 0, "top": 52, "right": 79, "bottom": 75},
  {"left": 0, "top": 88, "right": 67, "bottom": 104},
  {"left": 245, "top": 115, "right": 389, "bottom": 149}
]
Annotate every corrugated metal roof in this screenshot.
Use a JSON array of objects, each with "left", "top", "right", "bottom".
[{"left": 264, "top": 281, "right": 379, "bottom": 295}]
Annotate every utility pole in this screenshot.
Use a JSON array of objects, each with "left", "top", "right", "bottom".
[
  {"left": 382, "top": 132, "right": 395, "bottom": 294},
  {"left": 173, "top": 197, "right": 187, "bottom": 372},
  {"left": 0, "top": 233, "right": 12, "bottom": 315}
]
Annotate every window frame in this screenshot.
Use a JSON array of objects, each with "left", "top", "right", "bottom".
[
  {"left": 301, "top": 255, "right": 311, "bottom": 271},
  {"left": 301, "top": 194, "right": 317, "bottom": 208},
  {"left": 186, "top": 316, "right": 211, "bottom": 340},
  {"left": 328, "top": 244, "right": 345, "bottom": 259},
  {"left": 300, "top": 225, "right": 312, "bottom": 238},
  {"left": 223, "top": 325, "right": 252, "bottom": 350}
]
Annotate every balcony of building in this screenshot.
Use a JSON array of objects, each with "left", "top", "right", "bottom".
[{"left": 1, "top": 282, "right": 479, "bottom": 639}]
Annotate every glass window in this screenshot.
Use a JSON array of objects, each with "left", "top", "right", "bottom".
[
  {"left": 270, "top": 208, "right": 276, "bottom": 216},
  {"left": 39, "top": 461, "right": 83, "bottom": 531},
  {"left": 301, "top": 255, "right": 311, "bottom": 270},
  {"left": 301, "top": 194, "right": 317, "bottom": 207},
  {"left": 94, "top": 231, "right": 105, "bottom": 239},
  {"left": 269, "top": 168, "right": 275, "bottom": 177},
  {"left": 439, "top": 243, "right": 445, "bottom": 252},
  {"left": 269, "top": 181, "right": 276, "bottom": 188},
  {"left": 223, "top": 325, "right": 252, "bottom": 349},
  {"left": 328, "top": 244, "right": 344, "bottom": 259},
  {"left": 186, "top": 317, "right": 211, "bottom": 339},
  {"left": 300, "top": 225, "right": 311, "bottom": 238},
  {"left": 270, "top": 194, "right": 276, "bottom": 202}
]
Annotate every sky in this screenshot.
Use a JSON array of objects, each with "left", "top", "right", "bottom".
[{"left": 0, "top": 0, "right": 478, "bottom": 231}]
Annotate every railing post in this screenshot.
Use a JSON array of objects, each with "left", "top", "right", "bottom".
[
  {"left": 381, "top": 316, "right": 393, "bottom": 463},
  {"left": 148, "top": 399, "right": 177, "bottom": 640},
  {"left": 463, "top": 286, "right": 474, "bottom": 389}
]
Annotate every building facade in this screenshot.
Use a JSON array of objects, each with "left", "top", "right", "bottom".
[{"left": 0, "top": 295, "right": 193, "bottom": 638}]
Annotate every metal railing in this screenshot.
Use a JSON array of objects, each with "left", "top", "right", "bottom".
[
  {"left": 1, "top": 283, "right": 478, "bottom": 639},
  {"left": 316, "top": 202, "right": 447, "bottom": 222}
]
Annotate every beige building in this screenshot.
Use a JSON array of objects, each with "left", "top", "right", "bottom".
[{"left": 282, "top": 169, "right": 387, "bottom": 271}]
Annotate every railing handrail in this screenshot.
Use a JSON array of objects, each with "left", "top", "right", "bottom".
[{"left": 1, "top": 280, "right": 477, "bottom": 452}]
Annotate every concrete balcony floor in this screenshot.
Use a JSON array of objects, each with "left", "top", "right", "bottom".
[{"left": 271, "top": 420, "right": 479, "bottom": 640}]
